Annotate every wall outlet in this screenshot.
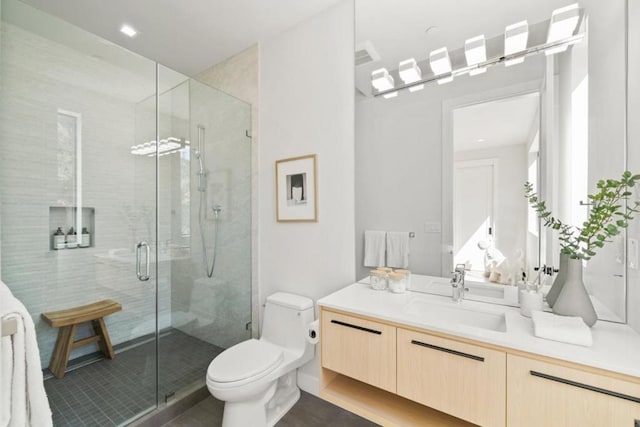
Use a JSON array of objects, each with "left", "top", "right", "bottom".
[
  {"left": 629, "top": 238, "right": 638, "bottom": 270},
  {"left": 424, "top": 222, "right": 441, "bottom": 233}
]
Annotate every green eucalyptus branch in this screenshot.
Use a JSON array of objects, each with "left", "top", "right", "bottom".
[{"left": 524, "top": 171, "right": 640, "bottom": 261}]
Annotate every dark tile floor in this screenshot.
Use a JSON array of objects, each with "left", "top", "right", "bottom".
[
  {"left": 163, "top": 391, "right": 379, "bottom": 427},
  {"left": 44, "top": 329, "right": 223, "bottom": 427}
]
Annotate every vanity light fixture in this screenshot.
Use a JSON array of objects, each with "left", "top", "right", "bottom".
[
  {"left": 371, "top": 68, "right": 395, "bottom": 92},
  {"left": 504, "top": 20, "right": 529, "bottom": 66},
  {"left": 120, "top": 24, "right": 138, "bottom": 38},
  {"left": 429, "top": 47, "right": 453, "bottom": 84},
  {"left": 546, "top": 3, "right": 580, "bottom": 55},
  {"left": 398, "top": 58, "right": 422, "bottom": 84},
  {"left": 464, "top": 35, "right": 487, "bottom": 75},
  {"left": 372, "top": 4, "right": 583, "bottom": 98}
]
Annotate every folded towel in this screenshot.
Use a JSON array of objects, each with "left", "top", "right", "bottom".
[
  {"left": 0, "top": 281, "right": 53, "bottom": 427},
  {"left": 531, "top": 310, "right": 593, "bottom": 347},
  {"left": 364, "top": 230, "right": 386, "bottom": 267},
  {"left": 386, "top": 231, "right": 410, "bottom": 268}
]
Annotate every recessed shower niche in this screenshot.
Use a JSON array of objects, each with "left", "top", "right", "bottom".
[{"left": 49, "top": 206, "right": 95, "bottom": 250}]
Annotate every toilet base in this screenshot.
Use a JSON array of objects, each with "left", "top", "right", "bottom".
[
  {"left": 220, "top": 371, "right": 301, "bottom": 427},
  {"left": 266, "top": 371, "right": 300, "bottom": 427}
]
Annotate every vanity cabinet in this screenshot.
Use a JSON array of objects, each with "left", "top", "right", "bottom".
[
  {"left": 507, "top": 354, "right": 640, "bottom": 427},
  {"left": 321, "top": 310, "right": 397, "bottom": 393},
  {"left": 320, "top": 306, "right": 640, "bottom": 427},
  {"left": 397, "top": 328, "right": 506, "bottom": 427}
]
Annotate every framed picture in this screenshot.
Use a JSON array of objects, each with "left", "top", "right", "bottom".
[{"left": 275, "top": 154, "right": 318, "bottom": 222}]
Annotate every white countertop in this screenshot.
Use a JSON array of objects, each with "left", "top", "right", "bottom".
[{"left": 317, "top": 279, "right": 640, "bottom": 379}]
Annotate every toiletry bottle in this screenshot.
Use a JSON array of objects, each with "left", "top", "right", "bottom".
[
  {"left": 66, "top": 227, "right": 78, "bottom": 248},
  {"left": 53, "top": 227, "right": 65, "bottom": 250},
  {"left": 80, "top": 227, "right": 91, "bottom": 248}
]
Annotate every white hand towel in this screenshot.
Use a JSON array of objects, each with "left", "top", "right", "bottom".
[
  {"left": 386, "top": 231, "right": 410, "bottom": 268},
  {"left": 531, "top": 310, "right": 593, "bottom": 347},
  {"left": 0, "top": 281, "right": 53, "bottom": 427},
  {"left": 364, "top": 230, "right": 386, "bottom": 267}
]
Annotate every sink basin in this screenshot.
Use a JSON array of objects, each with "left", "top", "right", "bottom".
[{"left": 404, "top": 300, "right": 507, "bottom": 332}]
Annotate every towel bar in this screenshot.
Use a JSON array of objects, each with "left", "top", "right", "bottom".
[{"left": 1, "top": 318, "right": 18, "bottom": 337}]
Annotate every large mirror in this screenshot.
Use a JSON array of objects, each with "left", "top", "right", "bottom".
[{"left": 355, "top": 0, "right": 628, "bottom": 322}]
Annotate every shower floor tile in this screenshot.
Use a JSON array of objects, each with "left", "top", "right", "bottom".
[{"left": 44, "top": 329, "right": 223, "bottom": 427}]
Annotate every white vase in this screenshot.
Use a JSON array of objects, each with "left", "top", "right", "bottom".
[
  {"left": 546, "top": 253, "right": 568, "bottom": 307},
  {"left": 552, "top": 258, "right": 597, "bottom": 327}
]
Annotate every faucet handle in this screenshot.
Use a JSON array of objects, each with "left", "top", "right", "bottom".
[{"left": 455, "top": 263, "right": 467, "bottom": 273}]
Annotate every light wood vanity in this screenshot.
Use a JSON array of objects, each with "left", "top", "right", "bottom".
[{"left": 318, "top": 284, "right": 640, "bottom": 427}]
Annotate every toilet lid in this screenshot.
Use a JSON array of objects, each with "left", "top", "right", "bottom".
[{"left": 207, "top": 339, "right": 283, "bottom": 383}]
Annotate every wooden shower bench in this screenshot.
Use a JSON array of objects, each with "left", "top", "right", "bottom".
[{"left": 41, "top": 299, "right": 122, "bottom": 379}]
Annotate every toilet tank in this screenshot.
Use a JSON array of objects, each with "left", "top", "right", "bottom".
[{"left": 261, "top": 292, "right": 314, "bottom": 356}]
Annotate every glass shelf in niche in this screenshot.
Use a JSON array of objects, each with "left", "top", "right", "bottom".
[{"left": 49, "top": 206, "right": 95, "bottom": 250}]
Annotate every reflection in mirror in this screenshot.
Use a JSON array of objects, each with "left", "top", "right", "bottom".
[
  {"left": 355, "top": 1, "right": 628, "bottom": 322},
  {"left": 453, "top": 93, "right": 540, "bottom": 286}
]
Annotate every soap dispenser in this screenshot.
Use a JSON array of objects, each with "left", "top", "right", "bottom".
[
  {"left": 53, "top": 227, "right": 65, "bottom": 250},
  {"left": 66, "top": 227, "right": 78, "bottom": 249},
  {"left": 80, "top": 227, "right": 91, "bottom": 248}
]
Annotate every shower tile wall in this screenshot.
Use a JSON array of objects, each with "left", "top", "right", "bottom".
[
  {"left": 0, "top": 22, "right": 172, "bottom": 367},
  {"left": 170, "top": 80, "right": 252, "bottom": 349}
]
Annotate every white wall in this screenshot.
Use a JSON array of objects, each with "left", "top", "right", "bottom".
[
  {"left": 628, "top": 0, "right": 640, "bottom": 333},
  {"left": 259, "top": 0, "right": 355, "bottom": 392}
]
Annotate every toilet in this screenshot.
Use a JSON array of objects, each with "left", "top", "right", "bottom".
[{"left": 206, "top": 292, "right": 316, "bottom": 427}]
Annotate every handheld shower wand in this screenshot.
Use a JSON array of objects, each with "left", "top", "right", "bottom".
[
  {"left": 196, "top": 126, "right": 207, "bottom": 192},
  {"left": 195, "top": 125, "right": 221, "bottom": 278}
]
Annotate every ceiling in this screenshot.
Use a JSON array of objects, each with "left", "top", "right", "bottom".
[
  {"left": 19, "top": 0, "right": 343, "bottom": 76},
  {"left": 453, "top": 93, "right": 540, "bottom": 152}
]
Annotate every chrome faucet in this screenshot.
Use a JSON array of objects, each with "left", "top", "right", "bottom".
[{"left": 451, "top": 264, "right": 468, "bottom": 302}]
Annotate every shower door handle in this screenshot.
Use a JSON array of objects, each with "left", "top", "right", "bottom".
[{"left": 136, "top": 241, "right": 150, "bottom": 281}]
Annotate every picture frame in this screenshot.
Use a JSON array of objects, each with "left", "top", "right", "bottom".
[{"left": 275, "top": 154, "right": 318, "bottom": 222}]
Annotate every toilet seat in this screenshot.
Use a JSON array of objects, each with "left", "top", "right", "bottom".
[{"left": 207, "top": 339, "right": 283, "bottom": 387}]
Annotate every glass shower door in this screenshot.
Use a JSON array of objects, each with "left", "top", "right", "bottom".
[
  {"left": 0, "top": 0, "right": 161, "bottom": 423},
  {"left": 156, "top": 68, "right": 253, "bottom": 402}
]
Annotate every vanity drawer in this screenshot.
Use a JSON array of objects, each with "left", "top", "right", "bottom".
[
  {"left": 397, "top": 328, "right": 506, "bottom": 427},
  {"left": 507, "top": 354, "right": 640, "bottom": 427},
  {"left": 321, "top": 310, "right": 396, "bottom": 393}
]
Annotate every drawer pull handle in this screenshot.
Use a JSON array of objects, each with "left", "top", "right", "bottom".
[
  {"left": 410, "top": 340, "right": 484, "bottom": 362},
  {"left": 530, "top": 371, "right": 640, "bottom": 404},
  {"left": 330, "top": 320, "right": 382, "bottom": 335}
]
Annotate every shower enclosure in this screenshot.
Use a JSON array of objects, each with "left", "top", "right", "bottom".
[{"left": 0, "top": 0, "right": 252, "bottom": 424}]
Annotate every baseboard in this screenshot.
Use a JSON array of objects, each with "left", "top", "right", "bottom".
[{"left": 297, "top": 370, "right": 319, "bottom": 397}]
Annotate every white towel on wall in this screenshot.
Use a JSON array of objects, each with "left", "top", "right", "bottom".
[
  {"left": 0, "top": 281, "right": 53, "bottom": 427},
  {"left": 364, "top": 230, "right": 386, "bottom": 267},
  {"left": 386, "top": 231, "right": 410, "bottom": 268},
  {"left": 531, "top": 310, "right": 593, "bottom": 347}
]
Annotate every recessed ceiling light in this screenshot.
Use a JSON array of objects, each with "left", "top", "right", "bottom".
[
  {"left": 120, "top": 24, "right": 138, "bottom": 38},
  {"left": 477, "top": 138, "right": 486, "bottom": 143}
]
